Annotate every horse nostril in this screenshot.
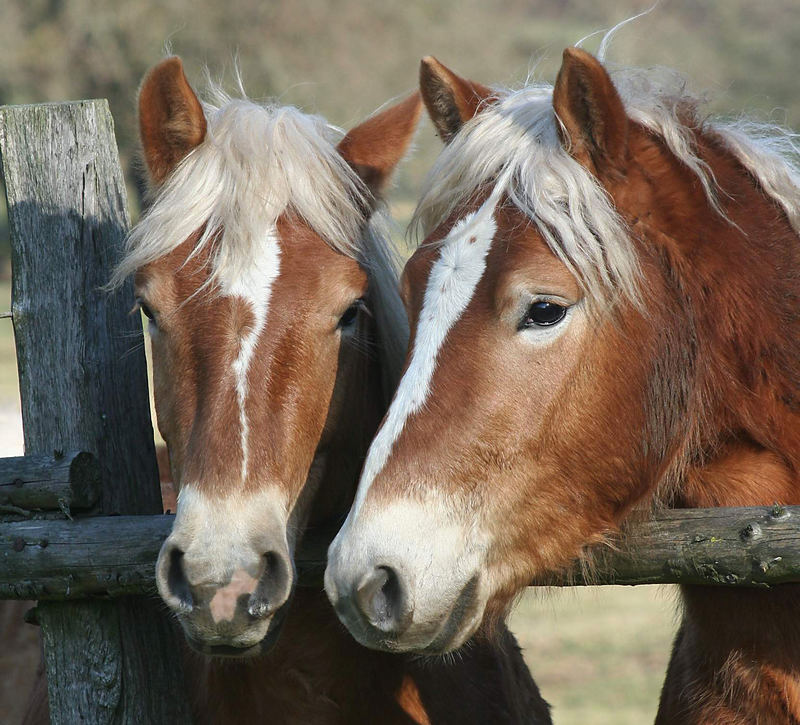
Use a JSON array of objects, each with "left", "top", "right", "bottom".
[
  {"left": 166, "top": 546, "right": 193, "bottom": 613},
  {"left": 248, "top": 550, "right": 292, "bottom": 619},
  {"left": 356, "top": 566, "right": 410, "bottom": 634}
]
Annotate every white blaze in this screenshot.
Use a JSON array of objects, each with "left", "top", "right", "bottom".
[
  {"left": 351, "top": 204, "right": 498, "bottom": 514},
  {"left": 218, "top": 229, "right": 281, "bottom": 482}
]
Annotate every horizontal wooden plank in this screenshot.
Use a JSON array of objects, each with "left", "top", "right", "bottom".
[
  {"left": 0, "top": 451, "right": 100, "bottom": 515},
  {"left": 0, "top": 515, "right": 329, "bottom": 600},
  {"left": 538, "top": 504, "right": 800, "bottom": 588},
  {"left": 1, "top": 506, "right": 799, "bottom": 600}
]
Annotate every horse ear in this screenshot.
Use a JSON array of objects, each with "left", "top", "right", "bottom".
[
  {"left": 138, "top": 57, "right": 207, "bottom": 186},
  {"left": 552, "top": 47, "right": 628, "bottom": 174},
  {"left": 419, "top": 56, "right": 495, "bottom": 143},
  {"left": 337, "top": 92, "right": 422, "bottom": 203}
]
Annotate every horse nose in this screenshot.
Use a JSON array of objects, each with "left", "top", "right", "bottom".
[
  {"left": 156, "top": 540, "right": 293, "bottom": 622},
  {"left": 247, "top": 550, "right": 292, "bottom": 619},
  {"left": 354, "top": 565, "right": 411, "bottom": 635},
  {"left": 161, "top": 543, "right": 194, "bottom": 612}
]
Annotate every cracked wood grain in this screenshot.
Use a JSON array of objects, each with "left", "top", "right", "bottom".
[{"left": 0, "top": 100, "right": 191, "bottom": 724}]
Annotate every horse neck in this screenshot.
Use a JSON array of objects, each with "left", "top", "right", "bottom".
[
  {"left": 663, "top": 130, "right": 800, "bottom": 509},
  {"left": 680, "top": 443, "right": 799, "bottom": 508},
  {"left": 641, "top": 132, "right": 800, "bottom": 723}
]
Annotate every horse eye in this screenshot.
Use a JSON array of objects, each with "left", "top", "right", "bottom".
[
  {"left": 338, "top": 299, "right": 363, "bottom": 329},
  {"left": 137, "top": 297, "right": 156, "bottom": 322},
  {"left": 520, "top": 301, "right": 567, "bottom": 329}
]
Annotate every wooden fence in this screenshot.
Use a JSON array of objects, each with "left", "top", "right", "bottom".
[
  {"left": 0, "top": 100, "right": 192, "bottom": 724},
  {"left": 0, "top": 99, "right": 798, "bottom": 722}
]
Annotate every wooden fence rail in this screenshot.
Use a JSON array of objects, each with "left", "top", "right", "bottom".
[
  {"left": 0, "top": 451, "right": 100, "bottom": 516},
  {"left": 1, "top": 506, "right": 798, "bottom": 601}
]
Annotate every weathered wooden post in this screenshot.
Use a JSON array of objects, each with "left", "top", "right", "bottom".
[{"left": 0, "top": 100, "right": 191, "bottom": 723}]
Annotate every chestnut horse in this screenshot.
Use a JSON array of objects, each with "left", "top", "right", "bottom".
[
  {"left": 105, "top": 58, "right": 550, "bottom": 723},
  {"left": 326, "top": 48, "right": 800, "bottom": 723}
]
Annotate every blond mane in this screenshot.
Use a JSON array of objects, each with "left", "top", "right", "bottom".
[
  {"left": 114, "top": 87, "right": 409, "bottom": 392},
  {"left": 412, "top": 59, "right": 800, "bottom": 308}
]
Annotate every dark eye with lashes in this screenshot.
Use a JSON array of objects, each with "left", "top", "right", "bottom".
[
  {"left": 519, "top": 300, "right": 568, "bottom": 329},
  {"left": 136, "top": 297, "right": 156, "bottom": 323},
  {"left": 338, "top": 299, "right": 365, "bottom": 329}
]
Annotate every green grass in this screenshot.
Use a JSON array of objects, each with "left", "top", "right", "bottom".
[{"left": 510, "top": 585, "right": 677, "bottom": 724}]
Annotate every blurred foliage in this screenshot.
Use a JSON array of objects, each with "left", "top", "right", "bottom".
[{"left": 0, "top": 0, "right": 798, "bottom": 267}]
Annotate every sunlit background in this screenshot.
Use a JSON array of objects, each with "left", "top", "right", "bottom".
[{"left": 0, "top": 1, "right": 796, "bottom": 722}]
